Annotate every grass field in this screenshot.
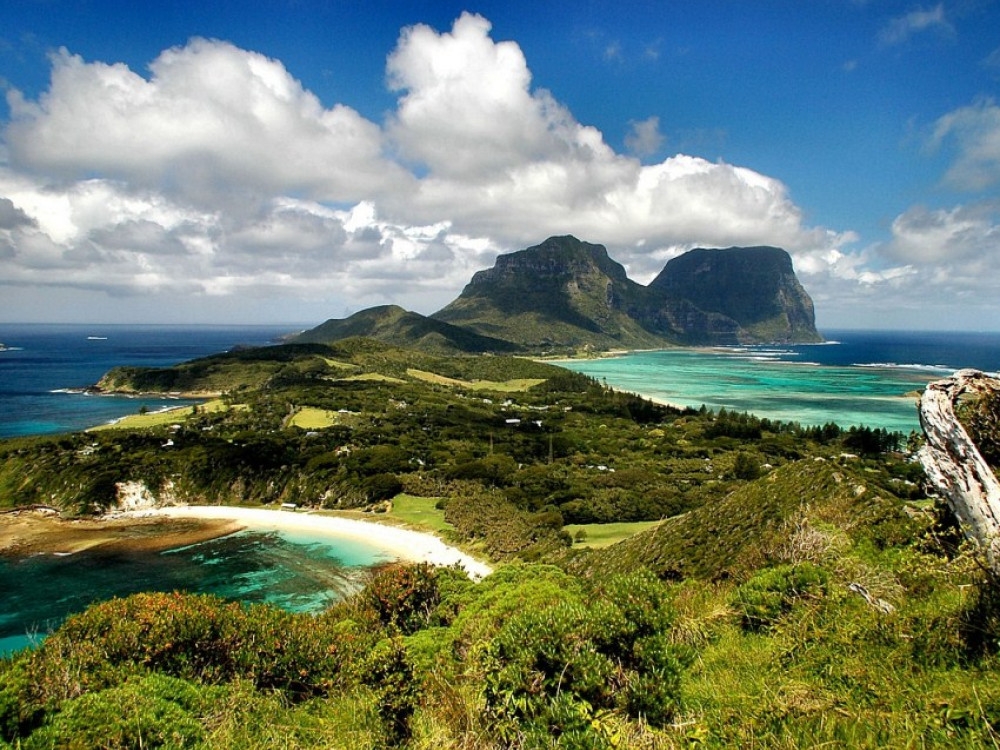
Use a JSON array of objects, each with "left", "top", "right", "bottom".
[
  {"left": 339, "top": 373, "right": 407, "bottom": 384},
  {"left": 387, "top": 494, "right": 454, "bottom": 534},
  {"left": 321, "top": 358, "right": 358, "bottom": 371},
  {"left": 407, "top": 369, "right": 546, "bottom": 392},
  {"left": 287, "top": 407, "right": 340, "bottom": 429},
  {"left": 89, "top": 399, "right": 238, "bottom": 432},
  {"left": 563, "top": 520, "right": 663, "bottom": 548}
]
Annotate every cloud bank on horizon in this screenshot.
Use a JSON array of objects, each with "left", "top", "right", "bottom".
[{"left": 1, "top": 11, "right": 998, "bottom": 329}]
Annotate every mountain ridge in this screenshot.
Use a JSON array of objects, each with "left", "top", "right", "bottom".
[
  {"left": 431, "top": 236, "right": 665, "bottom": 350},
  {"left": 291, "top": 304, "right": 520, "bottom": 355},
  {"left": 295, "top": 236, "right": 821, "bottom": 352}
]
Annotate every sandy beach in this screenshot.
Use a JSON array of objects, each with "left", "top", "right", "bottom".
[{"left": 132, "top": 505, "right": 494, "bottom": 579}]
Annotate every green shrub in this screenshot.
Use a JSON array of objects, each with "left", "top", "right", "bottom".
[
  {"left": 24, "top": 674, "right": 207, "bottom": 750},
  {"left": 364, "top": 472, "right": 403, "bottom": 502},
  {"left": 362, "top": 637, "right": 418, "bottom": 745},
  {"left": 591, "top": 570, "right": 675, "bottom": 642},
  {"left": 957, "top": 388, "right": 1000, "bottom": 470},
  {"left": 445, "top": 455, "right": 518, "bottom": 486},
  {"left": 481, "top": 570, "right": 683, "bottom": 742},
  {"left": 732, "top": 562, "right": 829, "bottom": 631},
  {"left": 0, "top": 661, "right": 43, "bottom": 742},
  {"left": 732, "top": 451, "right": 762, "bottom": 480},
  {"left": 32, "top": 592, "right": 362, "bottom": 701},
  {"left": 962, "top": 571, "right": 1000, "bottom": 659}
]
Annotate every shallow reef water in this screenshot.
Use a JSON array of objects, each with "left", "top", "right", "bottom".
[{"left": 0, "top": 527, "right": 394, "bottom": 656}]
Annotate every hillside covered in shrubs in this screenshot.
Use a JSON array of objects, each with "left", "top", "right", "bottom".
[{"left": 2, "top": 340, "right": 1000, "bottom": 748}]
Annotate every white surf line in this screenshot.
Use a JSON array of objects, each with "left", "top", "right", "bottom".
[{"left": 136, "top": 505, "right": 493, "bottom": 580}]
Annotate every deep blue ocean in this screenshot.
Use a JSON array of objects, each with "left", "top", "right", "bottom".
[
  {"left": 0, "top": 323, "right": 297, "bottom": 438},
  {"left": 3, "top": 325, "right": 998, "bottom": 439}
]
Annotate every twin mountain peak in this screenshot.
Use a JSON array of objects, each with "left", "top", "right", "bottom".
[{"left": 295, "top": 236, "right": 821, "bottom": 354}]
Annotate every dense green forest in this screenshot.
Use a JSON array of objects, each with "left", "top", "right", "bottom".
[{"left": 2, "top": 338, "right": 999, "bottom": 748}]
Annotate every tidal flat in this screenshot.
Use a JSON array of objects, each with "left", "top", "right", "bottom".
[{"left": 0, "top": 510, "right": 241, "bottom": 559}]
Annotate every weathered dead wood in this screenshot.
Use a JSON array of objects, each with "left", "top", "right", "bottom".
[
  {"left": 918, "top": 369, "right": 1000, "bottom": 572},
  {"left": 847, "top": 582, "right": 896, "bottom": 614}
]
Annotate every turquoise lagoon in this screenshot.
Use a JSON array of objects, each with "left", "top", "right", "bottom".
[
  {"left": 0, "top": 525, "right": 396, "bottom": 657},
  {"left": 559, "top": 330, "right": 1000, "bottom": 434}
]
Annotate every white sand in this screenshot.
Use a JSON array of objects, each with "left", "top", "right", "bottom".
[{"left": 137, "top": 505, "right": 493, "bottom": 580}]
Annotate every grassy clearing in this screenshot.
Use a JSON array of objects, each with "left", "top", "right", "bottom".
[
  {"left": 388, "top": 494, "right": 454, "bottom": 534},
  {"left": 89, "top": 399, "right": 242, "bottom": 432},
  {"left": 89, "top": 406, "right": 191, "bottom": 432},
  {"left": 321, "top": 357, "right": 358, "bottom": 370},
  {"left": 563, "top": 520, "right": 662, "bottom": 548},
  {"left": 287, "top": 407, "right": 340, "bottom": 430},
  {"left": 467, "top": 377, "right": 547, "bottom": 392},
  {"left": 407, "top": 368, "right": 545, "bottom": 392},
  {"left": 406, "top": 369, "right": 466, "bottom": 387},
  {"left": 340, "top": 373, "right": 407, "bottom": 384}
]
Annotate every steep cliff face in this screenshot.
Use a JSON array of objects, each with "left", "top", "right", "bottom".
[
  {"left": 297, "top": 237, "right": 821, "bottom": 353},
  {"left": 432, "top": 236, "right": 666, "bottom": 350},
  {"left": 434, "top": 238, "right": 820, "bottom": 348},
  {"left": 645, "top": 246, "right": 821, "bottom": 344}
]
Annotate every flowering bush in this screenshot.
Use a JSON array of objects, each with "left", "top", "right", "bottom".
[{"left": 351, "top": 562, "right": 442, "bottom": 635}]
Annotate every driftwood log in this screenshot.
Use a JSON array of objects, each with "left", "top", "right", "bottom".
[{"left": 918, "top": 369, "right": 1000, "bottom": 572}]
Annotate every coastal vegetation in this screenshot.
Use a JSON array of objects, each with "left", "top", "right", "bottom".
[{"left": 2, "top": 338, "right": 999, "bottom": 747}]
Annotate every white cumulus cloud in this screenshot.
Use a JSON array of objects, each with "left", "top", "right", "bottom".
[
  {"left": 0, "top": 14, "right": 880, "bottom": 323},
  {"left": 5, "top": 40, "right": 411, "bottom": 206},
  {"left": 382, "top": 14, "right": 848, "bottom": 266},
  {"left": 885, "top": 202, "right": 1000, "bottom": 265},
  {"left": 928, "top": 99, "right": 1000, "bottom": 191},
  {"left": 880, "top": 4, "right": 954, "bottom": 46}
]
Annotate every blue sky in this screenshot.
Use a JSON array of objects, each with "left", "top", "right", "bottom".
[{"left": 1, "top": 0, "right": 998, "bottom": 329}]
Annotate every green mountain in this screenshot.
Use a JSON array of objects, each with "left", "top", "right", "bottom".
[
  {"left": 644, "top": 246, "right": 821, "bottom": 344},
  {"left": 431, "top": 236, "right": 668, "bottom": 350},
  {"left": 291, "top": 304, "right": 520, "bottom": 355},
  {"left": 293, "top": 237, "right": 821, "bottom": 354},
  {"left": 95, "top": 343, "right": 337, "bottom": 395},
  {"left": 92, "top": 337, "right": 565, "bottom": 398}
]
